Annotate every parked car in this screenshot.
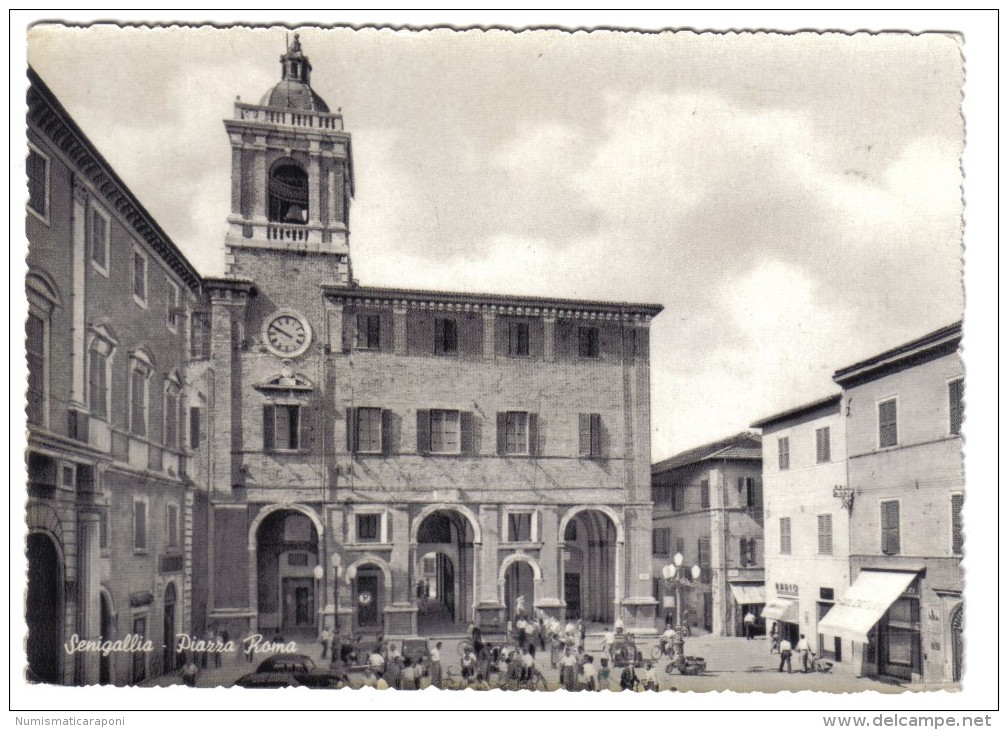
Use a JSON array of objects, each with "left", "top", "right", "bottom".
[
  {"left": 610, "top": 635, "right": 644, "bottom": 668},
  {"left": 233, "top": 653, "right": 343, "bottom": 689}
]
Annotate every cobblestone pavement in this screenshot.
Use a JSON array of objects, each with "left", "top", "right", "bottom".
[{"left": 143, "top": 631, "right": 956, "bottom": 694}]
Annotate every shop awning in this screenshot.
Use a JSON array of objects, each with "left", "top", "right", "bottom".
[
  {"left": 761, "top": 597, "right": 799, "bottom": 623},
  {"left": 817, "top": 570, "right": 917, "bottom": 645},
  {"left": 729, "top": 583, "right": 765, "bottom": 605}
]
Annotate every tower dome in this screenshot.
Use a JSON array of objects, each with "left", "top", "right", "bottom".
[{"left": 259, "top": 34, "right": 330, "bottom": 113}]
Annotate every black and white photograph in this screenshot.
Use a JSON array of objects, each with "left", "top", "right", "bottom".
[{"left": 12, "top": 10, "right": 998, "bottom": 722}]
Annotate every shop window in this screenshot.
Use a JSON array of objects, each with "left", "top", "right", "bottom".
[{"left": 879, "top": 398, "right": 898, "bottom": 448}]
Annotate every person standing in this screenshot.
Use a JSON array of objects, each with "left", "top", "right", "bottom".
[
  {"left": 320, "top": 627, "right": 333, "bottom": 661},
  {"left": 516, "top": 614, "right": 528, "bottom": 648},
  {"left": 581, "top": 654, "right": 598, "bottom": 691},
  {"left": 598, "top": 657, "right": 611, "bottom": 690},
  {"left": 428, "top": 641, "right": 443, "bottom": 689},
  {"left": 619, "top": 664, "right": 638, "bottom": 691},
  {"left": 796, "top": 634, "right": 812, "bottom": 673},
  {"left": 578, "top": 620, "right": 586, "bottom": 651},
  {"left": 602, "top": 628, "right": 615, "bottom": 660},
  {"left": 643, "top": 662, "right": 659, "bottom": 692},
  {"left": 769, "top": 621, "right": 780, "bottom": 653},
  {"left": 778, "top": 636, "right": 793, "bottom": 673},
  {"left": 460, "top": 646, "right": 477, "bottom": 682},
  {"left": 560, "top": 646, "right": 579, "bottom": 691},
  {"left": 744, "top": 610, "right": 756, "bottom": 640},
  {"left": 181, "top": 655, "right": 199, "bottom": 687}
]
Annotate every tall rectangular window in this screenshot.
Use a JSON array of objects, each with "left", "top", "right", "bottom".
[
  {"left": 166, "top": 278, "right": 180, "bottom": 332},
  {"left": 700, "top": 479, "right": 710, "bottom": 509},
  {"left": 778, "top": 437, "right": 790, "bottom": 470},
  {"left": 264, "top": 404, "right": 301, "bottom": 451},
  {"left": 430, "top": 409, "right": 460, "bottom": 454},
  {"left": 817, "top": 514, "right": 834, "bottom": 555},
  {"left": 739, "top": 537, "right": 757, "bottom": 567},
  {"left": 133, "top": 499, "right": 148, "bottom": 551},
  {"left": 671, "top": 486, "right": 684, "bottom": 512},
  {"left": 167, "top": 504, "right": 179, "bottom": 548},
  {"left": 27, "top": 145, "right": 48, "bottom": 219},
  {"left": 434, "top": 318, "right": 458, "bottom": 355},
  {"left": 505, "top": 411, "right": 529, "bottom": 455},
  {"left": 578, "top": 413, "right": 603, "bottom": 458},
  {"left": 675, "top": 537, "right": 685, "bottom": 557},
  {"left": 652, "top": 528, "right": 671, "bottom": 556},
  {"left": 357, "top": 313, "right": 381, "bottom": 350},
  {"left": 90, "top": 206, "right": 109, "bottom": 273},
  {"left": 698, "top": 537, "right": 711, "bottom": 580},
  {"left": 189, "top": 407, "right": 201, "bottom": 448},
  {"left": 879, "top": 398, "right": 898, "bottom": 448},
  {"left": 163, "top": 387, "right": 179, "bottom": 449},
  {"left": 949, "top": 379, "right": 964, "bottom": 435},
  {"left": 132, "top": 249, "right": 147, "bottom": 305},
  {"left": 129, "top": 362, "right": 150, "bottom": 437},
  {"left": 745, "top": 477, "right": 757, "bottom": 508},
  {"left": 88, "top": 349, "right": 108, "bottom": 418},
  {"left": 578, "top": 326, "right": 599, "bottom": 358},
  {"left": 816, "top": 427, "right": 831, "bottom": 463},
  {"left": 356, "top": 407, "right": 383, "bottom": 454},
  {"left": 951, "top": 493, "right": 963, "bottom": 555},
  {"left": 508, "top": 321, "right": 530, "bottom": 357},
  {"left": 779, "top": 517, "right": 792, "bottom": 555},
  {"left": 881, "top": 500, "right": 901, "bottom": 555},
  {"left": 26, "top": 312, "right": 46, "bottom": 425}
]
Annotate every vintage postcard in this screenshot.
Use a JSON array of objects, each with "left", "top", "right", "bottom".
[{"left": 14, "top": 12, "right": 996, "bottom": 719}]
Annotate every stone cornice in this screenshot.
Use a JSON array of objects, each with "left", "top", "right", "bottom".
[{"left": 321, "top": 284, "right": 663, "bottom": 322}]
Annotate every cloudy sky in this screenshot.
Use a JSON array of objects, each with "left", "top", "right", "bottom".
[{"left": 26, "top": 23, "right": 966, "bottom": 460}]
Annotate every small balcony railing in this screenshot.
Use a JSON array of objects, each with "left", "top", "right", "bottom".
[
  {"left": 267, "top": 222, "right": 311, "bottom": 242},
  {"left": 235, "top": 103, "right": 343, "bottom": 131}
]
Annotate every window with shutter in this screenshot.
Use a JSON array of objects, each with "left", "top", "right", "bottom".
[
  {"left": 416, "top": 409, "right": 431, "bottom": 454},
  {"left": 358, "top": 313, "right": 381, "bottom": 350},
  {"left": 503, "top": 411, "right": 530, "bottom": 455},
  {"left": 429, "top": 409, "right": 461, "bottom": 454},
  {"left": 508, "top": 321, "right": 530, "bottom": 357},
  {"left": 949, "top": 379, "right": 964, "bottom": 435},
  {"left": 357, "top": 513, "right": 380, "bottom": 542},
  {"left": 817, "top": 514, "right": 833, "bottom": 555},
  {"left": 816, "top": 427, "right": 831, "bottom": 463},
  {"left": 879, "top": 399, "right": 898, "bottom": 448},
  {"left": 90, "top": 204, "right": 109, "bottom": 273},
  {"left": 951, "top": 493, "right": 963, "bottom": 554},
  {"left": 26, "top": 313, "right": 46, "bottom": 425},
  {"left": 745, "top": 477, "right": 757, "bottom": 508},
  {"left": 652, "top": 528, "right": 670, "bottom": 556},
  {"left": 134, "top": 498, "right": 148, "bottom": 552},
  {"left": 578, "top": 413, "right": 603, "bottom": 458},
  {"left": 507, "top": 512, "right": 533, "bottom": 542},
  {"left": 189, "top": 407, "right": 201, "bottom": 447},
  {"left": 27, "top": 145, "right": 49, "bottom": 218},
  {"left": 132, "top": 249, "right": 147, "bottom": 305},
  {"left": 167, "top": 504, "right": 179, "bottom": 548},
  {"left": 675, "top": 537, "right": 685, "bottom": 557},
  {"left": 129, "top": 361, "right": 151, "bottom": 437},
  {"left": 578, "top": 326, "right": 599, "bottom": 358},
  {"left": 88, "top": 348, "right": 108, "bottom": 418},
  {"left": 779, "top": 517, "right": 792, "bottom": 555},
  {"left": 356, "top": 407, "right": 382, "bottom": 453},
  {"left": 881, "top": 500, "right": 901, "bottom": 555},
  {"left": 263, "top": 405, "right": 276, "bottom": 449},
  {"left": 164, "top": 387, "right": 179, "bottom": 449},
  {"left": 265, "top": 405, "right": 300, "bottom": 450},
  {"left": 739, "top": 537, "right": 748, "bottom": 566},
  {"left": 778, "top": 437, "right": 790, "bottom": 470},
  {"left": 434, "top": 318, "right": 458, "bottom": 355},
  {"left": 701, "top": 479, "right": 710, "bottom": 509}
]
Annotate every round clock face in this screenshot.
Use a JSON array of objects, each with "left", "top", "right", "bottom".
[{"left": 263, "top": 311, "right": 311, "bottom": 357}]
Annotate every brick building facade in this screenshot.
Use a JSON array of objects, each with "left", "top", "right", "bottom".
[
  {"left": 191, "top": 38, "right": 663, "bottom": 639},
  {"left": 25, "top": 68, "right": 202, "bottom": 685},
  {"left": 651, "top": 433, "right": 764, "bottom": 637}
]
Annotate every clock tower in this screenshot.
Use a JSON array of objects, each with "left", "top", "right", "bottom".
[{"left": 222, "top": 34, "right": 354, "bottom": 291}]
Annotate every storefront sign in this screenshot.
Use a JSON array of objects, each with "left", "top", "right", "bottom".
[{"left": 775, "top": 582, "right": 799, "bottom": 597}]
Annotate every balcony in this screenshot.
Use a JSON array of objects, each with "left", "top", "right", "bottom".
[{"left": 267, "top": 222, "right": 311, "bottom": 242}]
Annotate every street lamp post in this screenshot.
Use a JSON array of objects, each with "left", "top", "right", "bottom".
[
  {"left": 331, "top": 553, "right": 343, "bottom": 636},
  {"left": 662, "top": 552, "right": 701, "bottom": 664}
]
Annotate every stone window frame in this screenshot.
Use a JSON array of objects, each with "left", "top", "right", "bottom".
[
  {"left": 128, "top": 350, "right": 155, "bottom": 438},
  {"left": 350, "top": 506, "right": 390, "bottom": 545},
  {"left": 133, "top": 494, "right": 150, "bottom": 554},
  {"left": 166, "top": 502, "right": 180, "bottom": 550},
  {"left": 165, "top": 276, "right": 181, "bottom": 334},
  {"left": 502, "top": 507, "right": 538, "bottom": 544},
  {"left": 132, "top": 245, "right": 148, "bottom": 309},
  {"left": 26, "top": 141, "right": 50, "bottom": 225},
  {"left": 163, "top": 374, "right": 182, "bottom": 451},
  {"left": 86, "top": 323, "right": 118, "bottom": 421}
]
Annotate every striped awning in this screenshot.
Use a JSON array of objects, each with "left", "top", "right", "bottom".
[
  {"left": 761, "top": 597, "right": 799, "bottom": 623},
  {"left": 729, "top": 583, "right": 765, "bottom": 605}
]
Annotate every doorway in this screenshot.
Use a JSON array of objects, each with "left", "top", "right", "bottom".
[
  {"left": 26, "top": 533, "right": 61, "bottom": 684},
  {"left": 163, "top": 583, "right": 177, "bottom": 673},
  {"left": 564, "top": 573, "right": 581, "bottom": 620},
  {"left": 354, "top": 573, "right": 380, "bottom": 629},
  {"left": 282, "top": 578, "right": 315, "bottom": 630}
]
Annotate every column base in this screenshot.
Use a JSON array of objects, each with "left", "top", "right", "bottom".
[
  {"left": 383, "top": 603, "right": 418, "bottom": 637},
  {"left": 621, "top": 596, "right": 659, "bottom": 635},
  {"left": 475, "top": 601, "right": 506, "bottom": 629}
]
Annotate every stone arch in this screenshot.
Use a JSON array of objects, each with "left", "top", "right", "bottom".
[
  {"left": 410, "top": 503, "right": 482, "bottom": 544},
  {"left": 558, "top": 504, "right": 624, "bottom": 544},
  {"left": 26, "top": 502, "right": 66, "bottom": 557},
  {"left": 26, "top": 269, "right": 63, "bottom": 309},
  {"left": 346, "top": 554, "right": 393, "bottom": 590},
  {"left": 498, "top": 552, "right": 543, "bottom": 582},
  {"left": 247, "top": 502, "right": 324, "bottom": 549}
]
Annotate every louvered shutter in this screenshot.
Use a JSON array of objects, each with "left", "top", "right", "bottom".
[
  {"left": 381, "top": 409, "right": 393, "bottom": 455},
  {"left": 496, "top": 412, "right": 507, "bottom": 456},
  {"left": 528, "top": 413, "right": 540, "bottom": 456},
  {"left": 416, "top": 409, "right": 430, "bottom": 454},
  {"left": 263, "top": 405, "right": 275, "bottom": 450},
  {"left": 345, "top": 407, "right": 357, "bottom": 454},
  {"left": 590, "top": 413, "right": 602, "bottom": 457},
  {"left": 739, "top": 538, "right": 748, "bottom": 567},
  {"left": 297, "top": 404, "right": 312, "bottom": 451},
  {"left": 951, "top": 493, "right": 964, "bottom": 554},
  {"left": 434, "top": 319, "right": 444, "bottom": 354},
  {"left": 460, "top": 411, "right": 474, "bottom": 455},
  {"left": 578, "top": 414, "right": 591, "bottom": 456}
]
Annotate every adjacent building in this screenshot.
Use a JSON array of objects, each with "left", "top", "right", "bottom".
[
  {"left": 191, "top": 37, "right": 664, "bottom": 640},
  {"left": 25, "top": 68, "right": 203, "bottom": 685},
  {"left": 651, "top": 433, "right": 764, "bottom": 636},
  {"left": 751, "top": 394, "right": 851, "bottom": 665},
  {"left": 822, "top": 322, "right": 964, "bottom": 684}
]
